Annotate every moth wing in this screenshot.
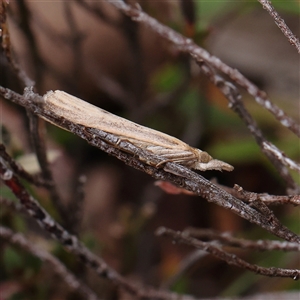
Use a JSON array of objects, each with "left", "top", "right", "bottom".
[
  {"left": 118, "top": 137, "right": 197, "bottom": 167},
  {"left": 145, "top": 144, "right": 198, "bottom": 167}
]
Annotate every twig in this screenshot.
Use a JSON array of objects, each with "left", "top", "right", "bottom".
[
  {"left": 24, "top": 87, "right": 69, "bottom": 226},
  {"left": 13, "top": 0, "right": 44, "bottom": 87},
  {"left": 262, "top": 141, "right": 300, "bottom": 173},
  {"left": 0, "top": 1, "right": 33, "bottom": 86},
  {"left": 4, "top": 4, "right": 68, "bottom": 221},
  {"left": 63, "top": 1, "right": 85, "bottom": 94},
  {"left": 257, "top": 0, "right": 300, "bottom": 53},
  {"left": 233, "top": 184, "right": 300, "bottom": 206},
  {"left": 27, "top": 108, "right": 68, "bottom": 220},
  {"left": 0, "top": 226, "right": 100, "bottom": 300},
  {"left": 184, "top": 228, "right": 300, "bottom": 252},
  {"left": 105, "top": 0, "right": 300, "bottom": 138},
  {"left": 156, "top": 227, "right": 300, "bottom": 280},
  {"left": 197, "top": 62, "right": 299, "bottom": 192},
  {"left": 0, "top": 143, "right": 52, "bottom": 188},
  {"left": 120, "top": 9, "right": 146, "bottom": 109},
  {"left": 1, "top": 87, "right": 300, "bottom": 243}
]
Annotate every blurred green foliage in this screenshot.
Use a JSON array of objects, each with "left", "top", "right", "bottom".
[{"left": 151, "top": 63, "right": 185, "bottom": 93}]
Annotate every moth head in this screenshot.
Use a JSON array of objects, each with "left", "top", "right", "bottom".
[{"left": 194, "top": 150, "right": 234, "bottom": 172}]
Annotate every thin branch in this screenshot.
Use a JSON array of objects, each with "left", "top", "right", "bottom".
[
  {"left": 105, "top": 0, "right": 300, "bottom": 138},
  {"left": 156, "top": 227, "right": 300, "bottom": 280},
  {"left": 233, "top": 184, "right": 300, "bottom": 206},
  {"left": 0, "top": 143, "right": 52, "bottom": 188},
  {"left": 13, "top": 0, "right": 44, "bottom": 88},
  {"left": 63, "top": 1, "right": 85, "bottom": 94},
  {"left": 1, "top": 87, "right": 300, "bottom": 243},
  {"left": 262, "top": 140, "right": 300, "bottom": 173},
  {"left": 184, "top": 228, "right": 300, "bottom": 252},
  {"left": 0, "top": 226, "right": 100, "bottom": 300},
  {"left": 23, "top": 87, "right": 69, "bottom": 226},
  {"left": 27, "top": 108, "right": 69, "bottom": 223},
  {"left": 257, "top": 0, "right": 300, "bottom": 53},
  {"left": 4, "top": 4, "right": 68, "bottom": 221},
  {"left": 7, "top": 3, "right": 88, "bottom": 91},
  {"left": 197, "top": 62, "right": 299, "bottom": 192},
  {"left": 0, "top": 1, "right": 34, "bottom": 86}
]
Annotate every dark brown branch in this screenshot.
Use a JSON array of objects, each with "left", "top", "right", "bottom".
[
  {"left": 156, "top": 227, "right": 300, "bottom": 280},
  {"left": 63, "top": 1, "right": 85, "bottom": 94},
  {"left": 28, "top": 110, "right": 69, "bottom": 217},
  {"left": 184, "top": 228, "right": 300, "bottom": 251},
  {"left": 0, "top": 1, "right": 33, "bottom": 86},
  {"left": 23, "top": 88, "right": 69, "bottom": 226},
  {"left": 257, "top": 0, "right": 300, "bottom": 53},
  {"left": 1, "top": 86, "right": 300, "bottom": 243},
  {"left": 0, "top": 226, "right": 100, "bottom": 300},
  {"left": 13, "top": 0, "right": 44, "bottom": 87},
  {"left": 105, "top": 0, "right": 300, "bottom": 138}
]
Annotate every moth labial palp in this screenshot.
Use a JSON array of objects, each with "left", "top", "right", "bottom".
[{"left": 42, "top": 90, "right": 234, "bottom": 172}]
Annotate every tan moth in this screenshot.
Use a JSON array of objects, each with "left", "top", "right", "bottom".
[{"left": 43, "top": 90, "right": 233, "bottom": 172}]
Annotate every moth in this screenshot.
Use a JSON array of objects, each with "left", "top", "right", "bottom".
[{"left": 43, "top": 90, "right": 234, "bottom": 172}]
